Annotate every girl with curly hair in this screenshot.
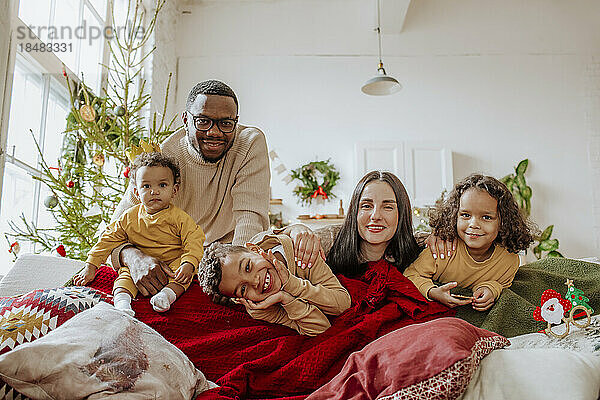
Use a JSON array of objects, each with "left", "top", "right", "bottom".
[{"left": 404, "top": 174, "right": 535, "bottom": 311}]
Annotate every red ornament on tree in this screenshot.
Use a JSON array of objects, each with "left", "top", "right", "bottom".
[
  {"left": 66, "top": 180, "right": 75, "bottom": 188},
  {"left": 123, "top": 166, "right": 130, "bottom": 178},
  {"left": 8, "top": 241, "right": 20, "bottom": 254},
  {"left": 56, "top": 245, "right": 66, "bottom": 257}
]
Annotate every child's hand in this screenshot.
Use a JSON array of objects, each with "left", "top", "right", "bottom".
[
  {"left": 238, "top": 291, "right": 294, "bottom": 311},
  {"left": 472, "top": 287, "right": 495, "bottom": 311},
  {"left": 428, "top": 282, "right": 473, "bottom": 308},
  {"left": 259, "top": 249, "right": 290, "bottom": 288},
  {"left": 73, "top": 263, "right": 98, "bottom": 286},
  {"left": 174, "top": 262, "right": 194, "bottom": 285}
]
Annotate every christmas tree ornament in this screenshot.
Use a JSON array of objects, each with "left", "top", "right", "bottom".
[
  {"left": 66, "top": 180, "right": 75, "bottom": 188},
  {"left": 92, "top": 153, "right": 105, "bottom": 167},
  {"left": 44, "top": 195, "right": 59, "bottom": 209},
  {"left": 55, "top": 245, "right": 67, "bottom": 257},
  {"left": 533, "top": 281, "right": 592, "bottom": 339},
  {"left": 564, "top": 279, "right": 594, "bottom": 315},
  {"left": 79, "top": 105, "right": 96, "bottom": 122},
  {"left": 126, "top": 139, "right": 161, "bottom": 163},
  {"left": 123, "top": 166, "right": 131, "bottom": 178},
  {"left": 8, "top": 241, "right": 20, "bottom": 255},
  {"left": 115, "top": 105, "right": 126, "bottom": 116}
]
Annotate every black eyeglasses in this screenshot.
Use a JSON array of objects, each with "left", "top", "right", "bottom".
[{"left": 190, "top": 113, "right": 238, "bottom": 134}]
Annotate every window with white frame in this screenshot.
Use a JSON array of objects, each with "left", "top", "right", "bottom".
[{"left": 0, "top": 0, "right": 117, "bottom": 275}]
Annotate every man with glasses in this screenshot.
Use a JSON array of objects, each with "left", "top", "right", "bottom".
[{"left": 109, "top": 80, "right": 270, "bottom": 297}]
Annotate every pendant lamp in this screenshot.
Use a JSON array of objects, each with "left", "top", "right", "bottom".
[{"left": 361, "top": 0, "right": 402, "bottom": 96}]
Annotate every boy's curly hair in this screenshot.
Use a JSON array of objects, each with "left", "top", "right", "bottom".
[
  {"left": 198, "top": 242, "right": 249, "bottom": 296},
  {"left": 429, "top": 174, "right": 536, "bottom": 253},
  {"left": 131, "top": 152, "right": 181, "bottom": 185}
]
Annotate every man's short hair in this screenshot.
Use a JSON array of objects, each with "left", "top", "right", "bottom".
[
  {"left": 131, "top": 152, "right": 181, "bottom": 185},
  {"left": 186, "top": 80, "right": 238, "bottom": 111}
]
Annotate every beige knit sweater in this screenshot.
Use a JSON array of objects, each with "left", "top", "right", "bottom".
[{"left": 111, "top": 125, "right": 270, "bottom": 247}]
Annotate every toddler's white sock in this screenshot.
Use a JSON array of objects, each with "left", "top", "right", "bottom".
[
  {"left": 114, "top": 292, "right": 135, "bottom": 317},
  {"left": 150, "top": 287, "right": 177, "bottom": 312}
]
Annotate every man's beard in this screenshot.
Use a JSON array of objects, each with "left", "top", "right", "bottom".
[{"left": 187, "top": 133, "right": 231, "bottom": 163}]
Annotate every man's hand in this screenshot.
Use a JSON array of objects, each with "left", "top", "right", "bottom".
[
  {"left": 121, "top": 247, "right": 175, "bottom": 296},
  {"left": 174, "top": 262, "right": 194, "bottom": 285},
  {"left": 425, "top": 234, "right": 457, "bottom": 260},
  {"left": 288, "top": 225, "right": 325, "bottom": 269},
  {"left": 238, "top": 291, "right": 294, "bottom": 310},
  {"left": 472, "top": 286, "right": 495, "bottom": 311},
  {"left": 428, "top": 282, "right": 473, "bottom": 308},
  {"left": 73, "top": 263, "right": 98, "bottom": 286}
]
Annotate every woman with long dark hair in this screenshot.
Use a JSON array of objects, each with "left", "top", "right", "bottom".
[
  {"left": 325, "top": 171, "right": 421, "bottom": 276},
  {"left": 259, "top": 170, "right": 433, "bottom": 277}
]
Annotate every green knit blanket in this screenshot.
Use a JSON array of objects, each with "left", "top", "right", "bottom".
[{"left": 454, "top": 257, "right": 600, "bottom": 338}]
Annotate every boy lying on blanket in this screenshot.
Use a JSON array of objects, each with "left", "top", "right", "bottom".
[{"left": 198, "top": 234, "right": 351, "bottom": 336}]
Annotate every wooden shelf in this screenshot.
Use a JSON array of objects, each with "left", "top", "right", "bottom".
[{"left": 296, "top": 216, "right": 345, "bottom": 227}]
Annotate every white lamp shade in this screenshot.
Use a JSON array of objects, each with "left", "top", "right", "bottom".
[{"left": 361, "top": 75, "right": 402, "bottom": 96}]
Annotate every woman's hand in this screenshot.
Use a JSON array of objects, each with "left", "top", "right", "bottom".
[
  {"left": 286, "top": 224, "right": 326, "bottom": 269},
  {"left": 428, "top": 282, "right": 473, "bottom": 308},
  {"left": 425, "top": 234, "right": 457, "bottom": 260},
  {"left": 260, "top": 249, "right": 290, "bottom": 287},
  {"left": 472, "top": 287, "right": 495, "bottom": 311},
  {"left": 120, "top": 247, "right": 175, "bottom": 296}
]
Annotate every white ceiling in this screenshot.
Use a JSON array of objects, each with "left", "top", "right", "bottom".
[{"left": 179, "top": 0, "right": 411, "bottom": 34}]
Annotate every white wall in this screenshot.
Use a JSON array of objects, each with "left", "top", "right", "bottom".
[
  {"left": 173, "top": 0, "right": 600, "bottom": 258},
  {"left": 147, "top": 0, "right": 179, "bottom": 123}
]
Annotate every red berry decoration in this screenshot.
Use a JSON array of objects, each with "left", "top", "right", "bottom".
[
  {"left": 123, "top": 167, "right": 130, "bottom": 178},
  {"left": 67, "top": 180, "right": 75, "bottom": 188},
  {"left": 56, "top": 245, "right": 66, "bottom": 257}
]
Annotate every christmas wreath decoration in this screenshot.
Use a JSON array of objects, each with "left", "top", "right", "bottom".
[{"left": 291, "top": 160, "right": 340, "bottom": 205}]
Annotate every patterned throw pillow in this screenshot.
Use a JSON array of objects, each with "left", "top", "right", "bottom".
[
  {"left": 0, "top": 302, "right": 214, "bottom": 399},
  {"left": 0, "top": 286, "right": 112, "bottom": 355}
]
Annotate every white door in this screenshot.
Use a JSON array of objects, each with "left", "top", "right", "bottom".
[{"left": 355, "top": 141, "right": 453, "bottom": 207}]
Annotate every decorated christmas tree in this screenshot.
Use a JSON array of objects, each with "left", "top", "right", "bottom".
[
  {"left": 564, "top": 279, "right": 594, "bottom": 314},
  {"left": 6, "top": 0, "right": 176, "bottom": 261}
]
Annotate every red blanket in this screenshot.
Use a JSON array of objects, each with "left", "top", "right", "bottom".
[{"left": 89, "top": 260, "right": 453, "bottom": 400}]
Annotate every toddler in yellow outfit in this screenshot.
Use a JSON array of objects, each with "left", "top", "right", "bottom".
[{"left": 74, "top": 152, "right": 205, "bottom": 316}]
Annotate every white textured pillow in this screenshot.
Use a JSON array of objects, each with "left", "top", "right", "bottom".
[
  {"left": 0, "top": 302, "right": 214, "bottom": 399},
  {"left": 0, "top": 253, "right": 84, "bottom": 297},
  {"left": 460, "top": 348, "right": 600, "bottom": 400}
]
